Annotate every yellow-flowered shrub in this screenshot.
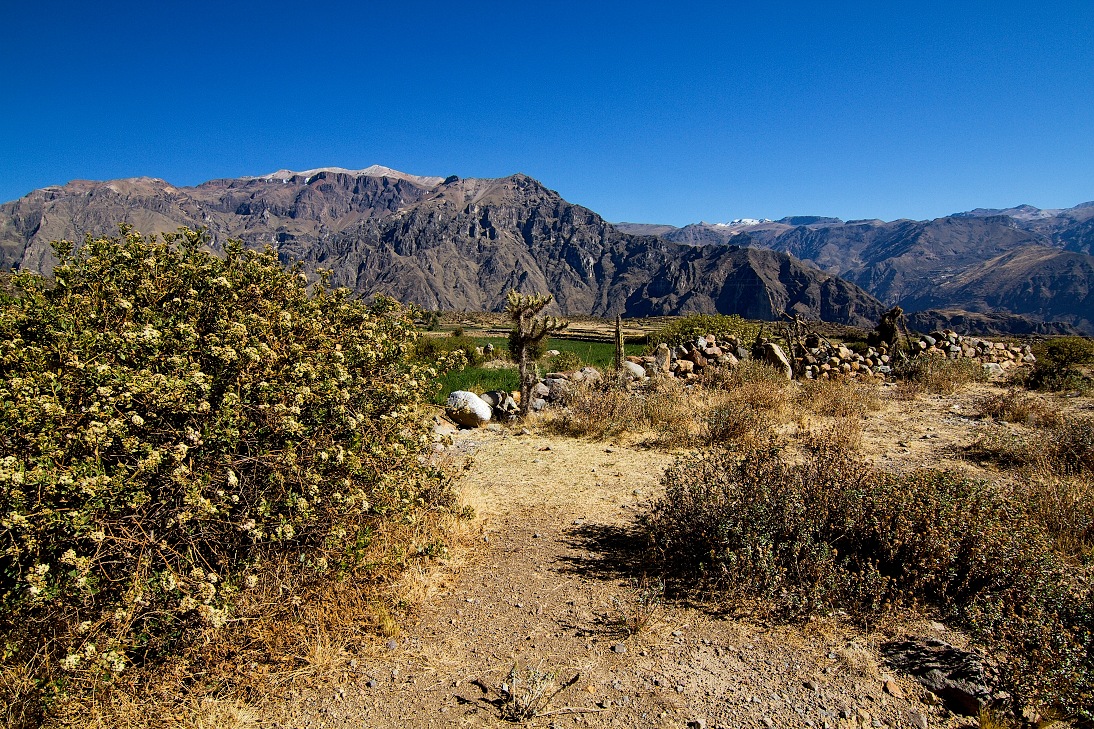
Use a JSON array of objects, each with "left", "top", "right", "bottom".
[{"left": 0, "top": 227, "right": 455, "bottom": 692}]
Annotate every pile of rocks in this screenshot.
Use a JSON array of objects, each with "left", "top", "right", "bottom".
[
  {"left": 626, "top": 335, "right": 753, "bottom": 381},
  {"left": 623, "top": 330, "right": 1036, "bottom": 383},
  {"left": 908, "top": 330, "right": 1035, "bottom": 377},
  {"left": 795, "top": 335, "right": 893, "bottom": 380},
  {"left": 529, "top": 366, "right": 603, "bottom": 411},
  {"left": 443, "top": 329, "right": 1038, "bottom": 427},
  {"left": 444, "top": 389, "right": 518, "bottom": 428},
  {"left": 443, "top": 367, "right": 603, "bottom": 427}
]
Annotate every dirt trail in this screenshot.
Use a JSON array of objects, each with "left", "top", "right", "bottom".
[{"left": 277, "top": 386, "right": 1018, "bottom": 729}]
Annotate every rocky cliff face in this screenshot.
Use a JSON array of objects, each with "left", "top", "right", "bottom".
[
  {"left": 0, "top": 169, "right": 885, "bottom": 326},
  {"left": 635, "top": 205, "right": 1094, "bottom": 333}
]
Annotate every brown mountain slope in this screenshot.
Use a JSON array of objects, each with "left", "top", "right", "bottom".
[
  {"left": 634, "top": 207, "right": 1094, "bottom": 334},
  {"left": 902, "top": 246, "right": 1094, "bottom": 334},
  {"left": 0, "top": 170, "right": 885, "bottom": 326}
]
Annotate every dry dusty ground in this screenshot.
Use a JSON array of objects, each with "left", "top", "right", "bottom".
[{"left": 269, "top": 382, "right": 1089, "bottom": 729}]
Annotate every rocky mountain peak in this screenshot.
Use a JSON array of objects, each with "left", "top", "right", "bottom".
[{"left": 0, "top": 169, "right": 884, "bottom": 327}]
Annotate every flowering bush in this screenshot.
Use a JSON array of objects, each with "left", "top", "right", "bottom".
[{"left": 0, "top": 227, "right": 455, "bottom": 692}]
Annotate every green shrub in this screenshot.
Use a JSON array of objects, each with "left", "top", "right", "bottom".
[
  {"left": 647, "top": 314, "right": 760, "bottom": 349},
  {"left": 0, "top": 228, "right": 455, "bottom": 705},
  {"left": 547, "top": 350, "right": 583, "bottom": 372},
  {"left": 1028, "top": 336, "right": 1094, "bottom": 393},
  {"left": 415, "top": 334, "right": 482, "bottom": 367},
  {"left": 1034, "top": 337, "right": 1094, "bottom": 370},
  {"left": 643, "top": 444, "right": 1093, "bottom": 715}
]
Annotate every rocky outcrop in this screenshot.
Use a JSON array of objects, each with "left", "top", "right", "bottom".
[
  {"left": 881, "top": 639, "right": 998, "bottom": 716},
  {"left": 0, "top": 170, "right": 884, "bottom": 326}
]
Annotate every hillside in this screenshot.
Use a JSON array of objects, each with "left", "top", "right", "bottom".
[
  {"left": 0, "top": 169, "right": 884, "bottom": 326},
  {"left": 629, "top": 205, "right": 1094, "bottom": 333}
]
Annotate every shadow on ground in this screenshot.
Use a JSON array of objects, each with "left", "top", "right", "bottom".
[{"left": 555, "top": 522, "right": 652, "bottom": 582}]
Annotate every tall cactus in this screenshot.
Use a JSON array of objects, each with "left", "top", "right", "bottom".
[{"left": 505, "top": 290, "right": 568, "bottom": 417}]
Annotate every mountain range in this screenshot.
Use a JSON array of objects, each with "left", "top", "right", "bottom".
[
  {"left": 618, "top": 203, "right": 1094, "bottom": 334},
  {"left": 1, "top": 166, "right": 1090, "bottom": 333},
  {"left": 0, "top": 168, "right": 883, "bottom": 327}
]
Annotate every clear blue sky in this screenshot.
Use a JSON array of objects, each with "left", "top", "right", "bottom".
[{"left": 2, "top": 1, "right": 1092, "bottom": 225}]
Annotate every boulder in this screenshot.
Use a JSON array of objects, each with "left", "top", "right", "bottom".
[
  {"left": 653, "top": 343, "right": 672, "bottom": 372},
  {"left": 544, "top": 377, "right": 572, "bottom": 402},
  {"left": 762, "top": 342, "right": 793, "bottom": 379},
  {"left": 482, "top": 390, "right": 519, "bottom": 420},
  {"left": 621, "top": 360, "right": 647, "bottom": 380},
  {"left": 881, "top": 639, "right": 995, "bottom": 716},
  {"left": 578, "top": 366, "right": 603, "bottom": 383},
  {"left": 687, "top": 349, "right": 708, "bottom": 368},
  {"left": 445, "top": 391, "right": 492, "bottom": 428}
]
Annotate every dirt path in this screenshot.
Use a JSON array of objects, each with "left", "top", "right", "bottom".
[{"left": 276, "top": 389, "right": 1012, "bottom": 729}]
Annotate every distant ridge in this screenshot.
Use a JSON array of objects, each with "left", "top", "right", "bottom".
[
  {"left": 0, "top": 168, "right": 883, "bottom": 327},
  {"left": 623, "top": 203, "right": 1094, "bottom": 333},
  {"left": 245, "top": 165, "right": 446, "bottom": 187}
]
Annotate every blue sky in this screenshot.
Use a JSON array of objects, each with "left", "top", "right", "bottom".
[{"left": 2, "top": 1, "right": 1092, "bottom": 225}]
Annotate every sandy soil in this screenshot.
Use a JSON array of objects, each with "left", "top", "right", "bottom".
[{"left": 260, "top": 381, "right": 1086, "bottom": 729}]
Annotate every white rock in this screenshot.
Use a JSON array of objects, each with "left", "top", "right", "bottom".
[
  {"left": 621, "top": 360, "right": 647, "bottom": 380},
  {"left": 445, "top": 391, "right": 492, "bottom": 427}
]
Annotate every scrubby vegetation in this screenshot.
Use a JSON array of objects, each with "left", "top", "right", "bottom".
[
  {"left": 547, "top": 360, "right": 795, "bottom": 446},
  {"left": 414, "top": 332, "right": 483, "bottom": 367},
  {"left": 894, "top": 354, "right": 987, "bottom": 396},
  {"left": 0, "top": 228, "right": 459, "bottom": 725},
  {"left": 643, "top": 442, "right": 1094, "bottom": 717},
  {"left": 975, "top": 388, "right": 1061, "bottom": 427},
  {"left": 547, "top": 359, "right": 883, "bottom": 450},
  {"left": 646, "top": 313, "right": 759, "bottom": 349},
  {"left": 1028, "top": 336, "right": 1094, "bottom": 392}
]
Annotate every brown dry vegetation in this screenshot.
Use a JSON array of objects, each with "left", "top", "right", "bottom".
[{"left": 14, "top": 311, "right": 1094, "bottom": 726}]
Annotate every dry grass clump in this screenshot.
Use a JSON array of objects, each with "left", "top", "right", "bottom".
[
  {"left": 797, "top": 417, "right": 865, "bottom": 453},
  {"left": 975, "top": 389, "right": 1061, "bottom": 427},
  {"left": 643, "top": 442, "right": 1094, "bottom": 717},
  {"left": 797, "top": 377, "right": 882, "bottom": 418},
  {"left": 549, "top": 360, "right": 796, "bottom": 448},
  {"left": 1011, "top": 472, "right": 1094, "bottom": 559},
  {"left": 966, "top": 413, "right": 1094, "bottom": 559},
  {"left": 967, "top": 414, "right": 1094, "bottom": 476},
  {"left": 548, "top": 378, "right": 685, "bottom": 441},
  {"left": 894, "top": 354, "right": 987, "bottom": 397}
]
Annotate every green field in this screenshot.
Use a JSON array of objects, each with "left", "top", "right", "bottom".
[{"left": 432, "top": 335, "right": 645, "bottom": 403}]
